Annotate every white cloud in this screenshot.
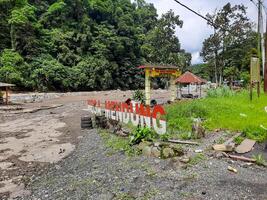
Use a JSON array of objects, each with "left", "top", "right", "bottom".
[
  {"left": 145, "top": 0, "right": 259, "bottom": 64},
  {"left": 191, "top": 51, "right": 203, "bottom": 64}
]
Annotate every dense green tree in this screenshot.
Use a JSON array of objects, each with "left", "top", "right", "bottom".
[{"left": 0, "top": 0, "right": 191, "bottom": 91}]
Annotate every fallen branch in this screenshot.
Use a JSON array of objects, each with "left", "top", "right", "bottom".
[
  {"left": 167, "top": 139, "right": 199, "bottom": 145},
  {"left": 227, "top": 154, "right": 256, "bottom": 162}
]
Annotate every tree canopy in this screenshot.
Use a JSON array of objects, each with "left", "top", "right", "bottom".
[
  {"left": 0, "top": 0, "right": 191, "bottom": 91},
  {"left": 200, "top": 3, "right": 257, "bottom": 84}
]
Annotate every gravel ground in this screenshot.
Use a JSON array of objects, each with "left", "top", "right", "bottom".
[
  {"left": 20, "top": 129, "right": 267, "bottom": 200},
  {"left": 1, "top": 91, "right": 266, "bottom": 200}
]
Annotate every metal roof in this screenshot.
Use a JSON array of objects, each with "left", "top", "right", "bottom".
[
  {"left": 0, "top": 82, "right": 15, "bottom": 87},
  {"left": 176, "top": 71, "right": 207, "bottom": 84}
]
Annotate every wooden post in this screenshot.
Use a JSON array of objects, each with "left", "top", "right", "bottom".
[
  {"left": 145, "top": 68, "right": 151, "bottom": 105},
  {"left": 257, "top": 81, "right": 260, "bottom": 98},
  {"left": 5, "top": 86, "right": 8, "bottom": 105},
  {"left": 170, "top": 76, "right": 176, "bottom": 102},
  {"left": 199, "top": 83, "right": 202, "bottom": 98},
  {"left": 250, "top": 82, "right": 253, "bottom": 101},
  {"left": 180, "top": 84, "right": 182, "bottom": 99},
  {"left": 188, "top": 84, "right": 190, "bottom": 94}
]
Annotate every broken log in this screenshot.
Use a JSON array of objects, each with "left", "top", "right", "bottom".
[{"left": 167, "top": 139, "right": 199, "bottom": 145}]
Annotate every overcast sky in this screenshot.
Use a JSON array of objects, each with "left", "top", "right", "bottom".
[{"left": 145, "top": 0, "right": 262, "bottom": 64}]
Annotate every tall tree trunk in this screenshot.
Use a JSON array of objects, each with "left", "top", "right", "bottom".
[{"left": 10, "top": 24, "right": 15, "bottom": 50}]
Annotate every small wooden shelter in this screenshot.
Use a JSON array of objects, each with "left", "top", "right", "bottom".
[
  {"left": 0, "top": 82, "right": 15, "bottom": 105},
  {"left": 176, "top": 71, "right": 207, "bottom": 98}
]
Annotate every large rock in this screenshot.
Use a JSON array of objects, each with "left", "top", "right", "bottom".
[
  {"left": 142, "top": 146, "right": 152, "bottom": 157},
  {"left": 162, "top": 147, "right": 175, "bottom": 158},
  {"left": 137, "top": 141, "right": 152, "bottom": 151},
  {"left": 151, "top": 147, "right": 161, "bottom": 158}
]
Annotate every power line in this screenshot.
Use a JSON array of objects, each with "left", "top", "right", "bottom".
[
  {"left": 249, "top": 0, "right": 267, "bottom": 14},
  {"left": 249, "top": 0, "right": 258, "bottom": 7},
  {"left": 172, "top": 0, "right": 219, "bottom": 29}
]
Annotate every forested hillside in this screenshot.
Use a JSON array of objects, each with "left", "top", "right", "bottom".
[{"left": 0, "top": 0, "right": 191, "bottom": 91}]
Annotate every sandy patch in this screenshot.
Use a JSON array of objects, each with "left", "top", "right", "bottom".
[
  {"left": 0, "top": 179, "right": 31, "bottom": 199},
  {"left": 0, "top": 162, "right": 14, "bottom": 170},
  {"left": 20, "top": 143, "right": 75, "bottom": 163},
  {"left": 0, "top": 116, "right": 75, "bottom": 163}
]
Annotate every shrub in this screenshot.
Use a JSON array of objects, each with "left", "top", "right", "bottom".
[
  {"left": 243, "top": 126, "right": 267, "bottom": 143},
  {"left": 132, "top": 90, "right": 145, "bottom": 104},
  {"left": 207, "top": 86, "right": 236, "bottom": 98},
  {"left": 253, "top": 154, "right": 266, "bottom": 167},
  {"left": 129, "top": 127, "right": 158, "bottom": 145}
]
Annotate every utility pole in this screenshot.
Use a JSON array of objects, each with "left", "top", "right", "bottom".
[
  {"left": 264, "top": 15, "right": 267, "bottom": 92},
  {"left": 258, "top": 0, "right": 262, "bottom": 58}
]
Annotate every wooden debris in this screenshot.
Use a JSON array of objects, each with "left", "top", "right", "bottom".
[
  {"left": 228, "top": 154, "right": 256, "bottom": 163},
  {"left": 168, "top": 139, "right": 199, "bottom": 145},
  {"left": 235, "top": 139, "right": 256, "bottom": 154},
  {"left": 228, "top": 166, "right": 238, "bottom": 173},
  {"left": 213, "top": 144, "right": 234, "bottom": 152},
  {"left": 222, "top": 152, "right": 229, "bottom": 157}
]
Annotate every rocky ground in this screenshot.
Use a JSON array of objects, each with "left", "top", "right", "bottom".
[{"left": 0, "top": 90, "right": 266, "bottom": 200}]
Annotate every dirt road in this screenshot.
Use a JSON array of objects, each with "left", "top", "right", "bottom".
[{"left": 0, "top": 90, "right": 266, "bottom": 199}]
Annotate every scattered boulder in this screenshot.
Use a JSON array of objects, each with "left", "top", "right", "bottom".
[
  {"left": 142, "top": 146, "right": 152, "bottom": 157},
  {"left": 137, "top": 141, "right": 152, "bottom": 151},
  {"left": 180, "top": 156, "right": 190, "bottom": 164},
  {"left": 151, "top": 147, "right": 161, "bottom": 158},
  {"left": 162, "top": 147, "right": 175, "bottom": 158}
]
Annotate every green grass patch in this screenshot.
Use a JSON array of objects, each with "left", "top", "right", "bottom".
[
  {"left": 166, "top": 89, "right": 267, "bottom": 142},
  {"left": 99, "top": 130, "right": 140, "bottom": 156},
  {"left": 189, "top": 153, "right": 206, "bottom": 166}
]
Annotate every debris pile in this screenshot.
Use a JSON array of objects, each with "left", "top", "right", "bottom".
[{"left": 138, "top": 141, "right": 185, "bottom": 159}]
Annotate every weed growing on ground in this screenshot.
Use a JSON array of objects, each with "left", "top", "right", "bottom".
[
  {"left": 253, "top": 154, "right": 267, "bottom": 167},
  {"left": 132, "top": 90, "right": 145, "bottom": 104},
  {"left": 189, "top": 153, "right": 206, "bottom": 166},
  {"left": 129, "top": 127, "right": 158, "bottom": 145},
  {"left": 234, "top": 136, "right": 245, "bottom": 145},
  {"left": 99, "top": 130, "right": 140, "bottom": 156}
]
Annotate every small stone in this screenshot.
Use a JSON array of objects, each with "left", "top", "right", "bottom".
[
  {"left": 154, "top": 159, "right": 160, "bottom": 164},
  {"left": 180, "top": 156, "right": 190, "bottom": 163},
  {"left": 215, "top": 152, "right": 223, "bottom": 159},
  {"left": 151, "top": 147, "right": 161, "bottom": 158},
  {"left": 154, "top": 142, "right": 160, "bottom": 147},
  {"left": 171, "top": 157, "right": 180, "bottom": 162},
  {"left": 142, "top": 146, "right": 152, "bottom": 157},
  {"left": 162, "top": 148, "right": 175, "bottom": 158}
]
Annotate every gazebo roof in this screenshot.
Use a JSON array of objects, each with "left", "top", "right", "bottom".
[
  {"left": 176, "top": 71, "right": 207, "bottom": 84},
  {"left": 0, "top": 82, "right": 15, "bottom": 87}
]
